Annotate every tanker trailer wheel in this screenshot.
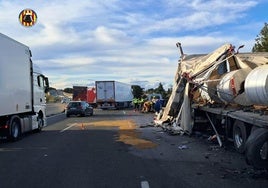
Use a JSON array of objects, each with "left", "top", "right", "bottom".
[
  {"left": 245, "top": 128, "right": 268, "bottom": 169},
  {"left": 10, "top": 119, "right": 21, "bottom": 141},
  {"left": 233, "top": 120, "right": 248, "bottom": 153}
]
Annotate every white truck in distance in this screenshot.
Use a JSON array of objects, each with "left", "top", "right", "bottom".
[
  {"left": 95, "top": 81, "right": 133, "bottom": 109},
  {"left": 0, "top": 33, "right": 49, "bottom": 141}
]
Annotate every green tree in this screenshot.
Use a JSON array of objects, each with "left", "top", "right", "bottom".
[
  {"left": 252, "top": 23, "right": 268, "bottom": 52},
  {"left": 48, "top": 87, "right": 56, "bottom": 91},
  {"left": 165, "top": 86, "right": 172, "bottom": 99},
  {"left": 131, "top": 85, "right": 144, "bottom": 98},
  {"left": 146, "top": 88, "right": 154, "bottom": 94},
  {"left": 144, "top": 83, "right": 170, "bottom": 99},
  {"left": 154, "top": 82, "right": 167, "bottom": 99},
  {"left": 64, "top": 87, "right": 73, "bottom": 93}
]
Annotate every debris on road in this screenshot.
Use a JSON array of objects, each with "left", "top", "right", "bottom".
[{"left": 178, "top": 145, "right": 189, "bottom": 150}]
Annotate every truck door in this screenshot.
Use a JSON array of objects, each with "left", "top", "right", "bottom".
[
  {"left": 96, "top": 81, "right": 115, "bottom": 102},
  {"left": 104, "top": 81, "right": 115, "bottom": 101}
]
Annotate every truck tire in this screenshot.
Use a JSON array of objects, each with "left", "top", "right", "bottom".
[
  {"left": 36, "top": 116, "right": 44, "bottom": 132},
  {"left": 233, "top": 120, "right": 248, "bottom": 153},
  {"left": 245, "top": 128, "right": 268, "bottom": 169},
  {"left": 10, "top": 119, "right": 21, "bottom": 141}
]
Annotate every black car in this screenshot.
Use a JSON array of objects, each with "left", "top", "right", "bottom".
[{"left": 65, "top": 101, "right": 93, "bottom": 117}]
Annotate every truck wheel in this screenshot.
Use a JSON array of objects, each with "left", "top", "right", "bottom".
[
  {"left": 36, "top": 116, "right": 44, "bottom": 132},
  {"left": 245, "top": 128, "right": 268, "bottom": 169},
  {"left": 233, "top": 120, "right": 248, "bottom": 153},
  {"left": 10, "top": 119, "right": 21, "bottom": 141}
]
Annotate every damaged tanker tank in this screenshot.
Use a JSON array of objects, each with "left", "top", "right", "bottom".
[{"left": 155, "top": 43, "right": 268, "bottom": 169}]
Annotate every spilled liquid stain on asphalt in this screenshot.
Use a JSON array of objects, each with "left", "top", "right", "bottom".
[{"left": 84, "top": 120, "right": 157, "bottom": 149}]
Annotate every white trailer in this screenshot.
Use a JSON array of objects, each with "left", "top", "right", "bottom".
[
  {"left": 0, "top": 33, "right": 49, "bottom": 141},
  {"left": 95, "top": 81, "right": 133, "bottom": 109},
  {"left": 156, "top": 43, "right": 268, "bottom": 169}
]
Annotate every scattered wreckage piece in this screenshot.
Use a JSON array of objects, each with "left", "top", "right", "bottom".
[{"left": 155, "top": 43, "right": 268, "bottom": 169}]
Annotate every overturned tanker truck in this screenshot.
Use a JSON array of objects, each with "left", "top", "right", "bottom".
[{"left": 155, "top": 43, "right": 268, "bottom": 169}]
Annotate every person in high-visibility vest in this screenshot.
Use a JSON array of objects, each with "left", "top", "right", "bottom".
[
  {"left": 132, "top": 98, "right": 139, "bottom": 111},
  {"left": 138, "top": 98, "right": 144, "bottom": 111}
]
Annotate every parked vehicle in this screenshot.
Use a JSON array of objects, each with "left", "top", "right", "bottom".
[
  {"left": 65, "top": 101, "right": 93, "bottom": 117},
  {"left": 95, "top": 81, "right": 133, "bottom": 109},
  {"left": 73, "top": 86, "right": 87, "bottom": 101},
  {"left": 87, "top": 87, "right": 97, "bottom": 107},
  {"left": 0, "top": 33, "right": 49, "bottom": 141},
  {"left": 72, "top": 86, "right": 97, "bottom": 107},
  {"left": 156, "top": 43, "right": 268, "bottom": 169},
  {"left": 147, "top": 93, "right": 163, "bottom": 101},
  {"left": 61, "top": 97, "right": 71, "bottom": 104}
]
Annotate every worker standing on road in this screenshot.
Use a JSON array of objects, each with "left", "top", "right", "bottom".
[
  {"left": 132, "top": 98, "right": 139, "bottom": 111},
  {"left": 151, "top": 96, "right": 157, "bottom": 112},
  {"left": 154, "top": 98, "right": 162, "bottom": 114},
  {"left": 138, "top": 98, "right": 144, "bottom": 111},
  {"left": 142, "top": 100, "right": 152, "bottom": 113}
]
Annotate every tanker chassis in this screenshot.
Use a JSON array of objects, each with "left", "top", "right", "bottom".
[{"left": 156, "top": 43, "right": 268, "bottom": 169}]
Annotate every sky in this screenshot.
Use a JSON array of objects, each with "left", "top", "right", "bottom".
[{"left": 0, "top": 0, "right": 267, "bottom": 90}]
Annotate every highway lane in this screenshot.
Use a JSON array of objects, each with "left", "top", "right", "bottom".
[
  {"left": 0, "top": 110, "right": 166, "bottom": 188},
  {"left": 46, "top": 102, "right": 66, "bottom": 125},
  {"left": 0, "top": 109, "right": 267, "bottom": 188}
]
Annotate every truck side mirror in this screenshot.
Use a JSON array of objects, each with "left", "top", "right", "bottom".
[
  {"left": 44, "top": 77, "right": 49, "bottom": 90},
  {"left": 44, "top": 77, "right": 49, "bottom": 87}
]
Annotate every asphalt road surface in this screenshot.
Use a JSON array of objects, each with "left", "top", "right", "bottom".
[
  {"left": 46, "top": 102, "right": 66, "bottom": 116},
  {"left": 0, "top": 108, "right": 267, "bottom": 188}
]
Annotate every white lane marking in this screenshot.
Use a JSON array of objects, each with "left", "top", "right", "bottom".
[
  {"left": 141, "top": 181, "right": 150, "bottom": 188},
  {"left": 60, "top": 123, "right": 77, "bottom": 133}
]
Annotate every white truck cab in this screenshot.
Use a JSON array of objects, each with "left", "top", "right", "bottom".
[{"left": 0, "top": 33, "right": 49, "bottom": 140}]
